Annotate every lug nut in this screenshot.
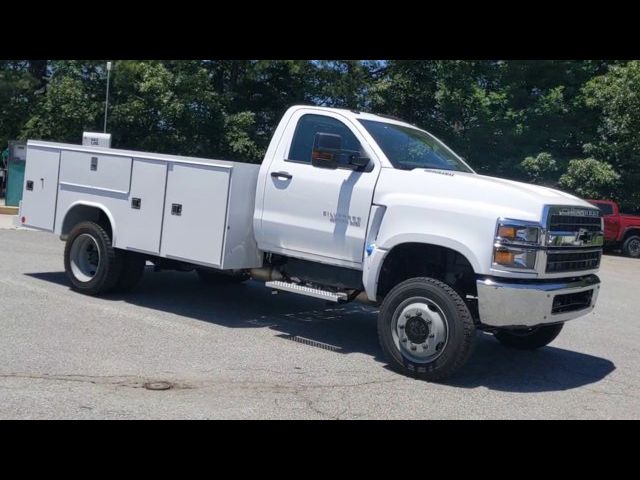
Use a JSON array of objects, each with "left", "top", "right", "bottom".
[
  {"left": 429, "top": 333, "right": 435, "bottom": 338},
  {"left": 415, "top": 311, "right": 422, "bottom": 317},
  {"left": 401, "top": 338, "right": 407, "bottom": 343},
  {"left": 410, "top": 345, "right": 417, "bottom": 351}
]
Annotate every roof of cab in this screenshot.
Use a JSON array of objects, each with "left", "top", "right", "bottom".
[{"left": 287, "top": 105, "right": 416, "bottom": 129}]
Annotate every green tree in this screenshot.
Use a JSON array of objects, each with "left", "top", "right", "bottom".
[
  {"left": 0, "top": 61, "right": 43, "bottom": 148},
  {"left": 582, "top": 61, "right": 640, "bottom": 209},
  {"left": 520, "top": 152, "right": 558, "bottom": 185},
  {"left": 558, "top": 158, "right": 621, "bottom": 199}
]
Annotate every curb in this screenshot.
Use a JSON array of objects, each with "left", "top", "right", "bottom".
[{"left": 0, "top": 206, "right": 18, "bottom": 215}]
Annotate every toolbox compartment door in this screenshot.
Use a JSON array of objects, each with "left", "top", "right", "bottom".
[
  {"left": 117, "top": 158, "right": 168, "bottom": 254},
  {"left": 21, "top": 145, "right": 61, "bottom": 231},
  {"left": 160, "top": 163, "right": 231, "bottom": 267},
  {"left": 59, "top": 150, "right": 132, "bottom": 194}
]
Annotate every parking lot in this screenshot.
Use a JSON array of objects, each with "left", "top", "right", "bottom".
[{"left": 0, "top": 226, "right": 638, "bottom": 419}]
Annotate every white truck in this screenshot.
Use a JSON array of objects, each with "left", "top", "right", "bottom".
[{"left": 19, "top": 105, "right": 604, "bottom": 381}]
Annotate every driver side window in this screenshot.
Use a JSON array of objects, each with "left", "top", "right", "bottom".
[{"left": 287, "top": 114, "right": 362, "bottom": 165}]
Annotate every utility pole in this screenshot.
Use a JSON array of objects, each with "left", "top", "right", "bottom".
[{"left": 103, "top": 61, "right": 112, "bottom": 133}]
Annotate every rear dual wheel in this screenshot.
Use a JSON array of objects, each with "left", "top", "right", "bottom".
[{"left": 64, "top": 221, "right": 145, "bottom": 295}]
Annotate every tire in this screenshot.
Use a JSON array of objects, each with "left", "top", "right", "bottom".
[
  {"left": 196, "top": 268, "right": 249, "bottom": 285},
  {"left": 64, "top": 221, "right": 124, "bottom": 296},
  {"left": 494, "top": 323, "right": 563, "bottom": 350},
  {"left": 622, "top": 235, "right": 640, "bottom": 258},
  {"left": 114, "top": 251, "right": 146, "bottom": 292},
  {"left": 378, "top": 277, "right": 476, "bottom": 382}
]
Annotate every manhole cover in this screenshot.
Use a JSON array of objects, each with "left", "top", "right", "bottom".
[{"left": 143, "top": 381, "right": 173, "bottom": 391}]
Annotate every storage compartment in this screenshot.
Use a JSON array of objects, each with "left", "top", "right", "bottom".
[
  {"left": 117, "top": 159, "right": 167, "bottom": 254},
  {"left": 59, "top": 150, "right": 132, "bottom": 194},
  {"left": 160, "top": 163, "right": 231, "bottom": 267},
  {"left": 21, "top": 145, "right": 61, "bottom": 231}
]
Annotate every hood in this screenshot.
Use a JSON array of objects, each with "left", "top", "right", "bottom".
[{"left": 374, "top": 168, "right": 594, "bottom": 222}]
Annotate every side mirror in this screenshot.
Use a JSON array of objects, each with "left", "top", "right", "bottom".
[{"left": 312, "top": 133, "right": 341, "bottom": 169}]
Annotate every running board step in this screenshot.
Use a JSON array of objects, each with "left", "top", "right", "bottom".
[{"left": 265, "top": 281, "right": 348, "bottom": 303}]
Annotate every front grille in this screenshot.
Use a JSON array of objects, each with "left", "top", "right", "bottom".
[
  {"left": 548, "top": 207, "right": 602, "bottom": 233},
  {"left": 546, "top": 250, "right": 601, "bottom": 273},
  {"left": 552, "top": 289, "right": 594, "bottom": 314}
]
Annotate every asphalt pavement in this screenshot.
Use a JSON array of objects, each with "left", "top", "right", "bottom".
[{"left": 0, "top": 225, "right": 638, "bottom": 419}]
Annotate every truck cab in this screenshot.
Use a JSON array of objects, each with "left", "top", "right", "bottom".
[{"left": 20, "top": 105, "right": 604, "bottom": 381}]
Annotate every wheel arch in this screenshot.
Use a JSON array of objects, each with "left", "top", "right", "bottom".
[
  {"left": 60, "top": 202, "right": 117, "bottom": 243},
  {"left": 622, "top": 227, "right": 640, "bottom": 242},
  {"left": 366, "top": 240, "right": 478, "bottom": 303}
]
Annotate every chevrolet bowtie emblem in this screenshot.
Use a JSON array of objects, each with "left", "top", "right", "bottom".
[{"left": 576, "top": 228, "right": 591, "bottom": 244}]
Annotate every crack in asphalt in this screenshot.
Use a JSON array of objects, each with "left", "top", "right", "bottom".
[{"left": 0, "top": 371, "right": 402, "bottom": 418}]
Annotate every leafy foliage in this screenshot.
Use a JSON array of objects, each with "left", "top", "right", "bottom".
[
  {"left": 1, "top": 60, "right": 638, "bottom": 207},
  {"left": 559, "top": 158, "right": 621, "bottom": 200},
  {"left": 520, "top": 152, "right": 558, "bottom": 185}
]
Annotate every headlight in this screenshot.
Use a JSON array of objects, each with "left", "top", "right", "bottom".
[
  {"left": 493, "top": 246, "right": 537, "bottom": 270},
  {"left": 493, "top": 219, "right": 542, "bottom": 271},
  {"left": 496, "top": 223, "right": 540, "bottom": 244}
]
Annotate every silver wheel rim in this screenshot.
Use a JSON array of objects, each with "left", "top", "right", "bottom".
[
  {"left": 392, "top": 299, "right": 449, "bottom": 363},
  {"left": 629, "top": 238, "right": 640, "bottom": 256},
  {"left": 70, "top": 234, "right": 101, "bottom": 282}
]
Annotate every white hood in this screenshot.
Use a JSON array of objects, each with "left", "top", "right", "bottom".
[{"left": 374, "top": 168, "right": 592, "bottom": 223}]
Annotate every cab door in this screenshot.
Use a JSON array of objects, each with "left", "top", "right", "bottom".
[{"left": 258, "top": 111, "right": 379, "bottom": 268}]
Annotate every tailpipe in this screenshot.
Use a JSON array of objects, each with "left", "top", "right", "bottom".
[{"left": 249, "top": 266, "right": 284, "bottom": 283}]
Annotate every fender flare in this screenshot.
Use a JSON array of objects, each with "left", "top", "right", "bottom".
[
  {"left": 59, "top": 201, "right": 118, "bottom": 244},
  {"left": 362, "top": 234, "right": 481, "bottom": 301}
]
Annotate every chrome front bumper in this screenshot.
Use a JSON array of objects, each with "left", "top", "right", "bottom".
[{"left": 476, "top": 274, "right": 600, "bottom": 328}]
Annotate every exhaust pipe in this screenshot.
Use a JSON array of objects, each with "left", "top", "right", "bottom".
[{"left": 249, "top": 266, "right": 284, "bottom": 283}]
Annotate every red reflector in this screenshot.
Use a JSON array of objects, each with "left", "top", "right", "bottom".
[{"left": 21, "top": 216, "right": 26, "bottom": 224}]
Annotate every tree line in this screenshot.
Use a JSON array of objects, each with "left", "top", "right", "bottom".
[{"left": 1, "top": 60, "right": 639, "bottom": 211}]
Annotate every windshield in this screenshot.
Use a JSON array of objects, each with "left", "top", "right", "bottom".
[{"left": 359, "top": 119, "right": 473, "bottom": 173}]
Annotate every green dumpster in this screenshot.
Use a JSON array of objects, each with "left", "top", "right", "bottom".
[{"left": 5, "top": 141, "right": 26, "bottom": 207}]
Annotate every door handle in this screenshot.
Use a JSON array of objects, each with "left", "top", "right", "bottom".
[{"left": 271, "top": 171, "right": 292, "bottom": 180}]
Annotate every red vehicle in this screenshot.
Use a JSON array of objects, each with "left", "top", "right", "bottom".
[{"left": 587, "top": 199, "right": 640, "bottom": 258}]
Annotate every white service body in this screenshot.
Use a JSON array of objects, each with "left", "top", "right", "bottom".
[{"left": 21, "top": 142, "right": 262, "bottom": 270}]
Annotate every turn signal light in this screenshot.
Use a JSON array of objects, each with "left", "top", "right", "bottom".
[
  {"left": 497, "top": 226, "right": 517, "bottom": 239},
  {"left": 494, "top": 249, "right": 515, "bottom": 265}
]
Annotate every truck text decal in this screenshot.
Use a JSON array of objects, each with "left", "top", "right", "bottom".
[{"left": 323, "top": 211, "right": 361, "bottom": 227}]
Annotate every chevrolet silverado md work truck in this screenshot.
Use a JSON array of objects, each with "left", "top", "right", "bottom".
[{"left": 19, "top": 106, "right": 604, "bottom": 381}]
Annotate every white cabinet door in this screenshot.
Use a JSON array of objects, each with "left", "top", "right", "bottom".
[
  {"left": 160, "top": 163, "right": 231, "bottom": 267},
  {"left": 21, "top": 146, "right": 61, "bottom": 231},
  {"left": 59, "top": 150, "right": 132, "bottom": 194},
  {"left": 117, "top": 159, "right": 167, "bottom": 254}
]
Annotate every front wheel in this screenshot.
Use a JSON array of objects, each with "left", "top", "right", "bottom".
[
  {"left": 493, "top": 323, "right": 563, "bottom": 350},
  {"left": 378, "top": 277, "right": 476, "bottom": 382}
]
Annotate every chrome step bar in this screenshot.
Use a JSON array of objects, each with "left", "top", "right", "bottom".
[{"left": 265, "top": 281, "right": 348, "bottom": 303}]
